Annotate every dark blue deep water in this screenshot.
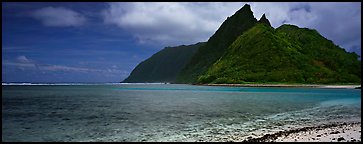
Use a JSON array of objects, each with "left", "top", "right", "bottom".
[{"left": 2, "top": 84, "right": 361, "bottom": 141}]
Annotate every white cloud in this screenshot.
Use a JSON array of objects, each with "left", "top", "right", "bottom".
[
  {"left": 247, "top": 2, "right": 361, "bottom": 53},
  {"left": 3, "top": 56, "right": 37, "bottom": 70},
  {"left": 103, "top": 2, "right": 247, "bottom": 46},
  {"left": 249, "top": 2, "right": 315, "bottom": 28},
  {"left": 3, "top": 55, "right": 128, "bottom": 75},
  {"left": 32, "top": 6, "right": 86, "bottom": 27},
  {"left": 2, "top": 61, "right": 36, "bottom": 69},
  {"left": 38, "top": 65, "right": 95, "bottom": 72},
  {"left": 16, "top": 55, "right": 32, "bottom": 63},
  {"left": 102, "top": 2, "right": 360, "bottom": 54},
  {"left": 307, "top": 3, "right": 360, "bottom": 51},
  {"left": 111, "top": 65, "right": 118, "bottom": 68}
]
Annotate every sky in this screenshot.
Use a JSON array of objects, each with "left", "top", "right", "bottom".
[{"left": 2, "top": 2, "right": 361, "bottom": 83}]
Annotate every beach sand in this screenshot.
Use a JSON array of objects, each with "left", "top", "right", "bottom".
[
  {"left": 242, "top": 122, "right": 361, "bottom": 142},
  {"left": 275, "top": 123, "right": 361, "bottom": 142}
]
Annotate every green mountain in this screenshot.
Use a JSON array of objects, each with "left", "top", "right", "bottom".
[
  {"left": 122, "top": 42, "right": 205, "bottom": 83},
  {"left": 198, "top": 23, "right": 361, "bottom": 84},
  {"left": 175, "top": 4, "right": 258, "bottom": 83},
  {"left": 123, "top": 4, "right": 361, "bottom": 84}
]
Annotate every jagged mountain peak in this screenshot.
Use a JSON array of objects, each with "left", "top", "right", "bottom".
[
  {"left": 175, "top": 4, "right": 258, "bottom": 83},
  {"left": 232, "top": 4, "right": 255, "bottom": 20},
  {"left": 258, "top": 13, "right": 271, "bottom": 26},
  {"left": 236, "top": 4, "right": 252, "bottom": 13}
]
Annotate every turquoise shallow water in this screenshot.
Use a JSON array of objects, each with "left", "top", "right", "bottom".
[{"left": 2, "top": 84, "right": 361, "bottom": 141}]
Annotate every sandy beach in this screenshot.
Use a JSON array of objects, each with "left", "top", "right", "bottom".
[
  {"left": 242, "top": 122, "right": 361, "bottom": 142},
  {"left": 200, "top": 83, "right": 361, "bottom": 89},
  {"left": 275, "top": 123, "right": 361, "bottom": 142}
]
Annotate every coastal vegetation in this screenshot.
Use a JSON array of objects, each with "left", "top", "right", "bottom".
[{"left": 198, "top": 23, "right": 361, "bottom": 84}]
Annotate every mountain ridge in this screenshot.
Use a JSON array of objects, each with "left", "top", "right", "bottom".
[
  {"left": 197, "top": 23, "right": 360, "bottom": 84},
  {"left": 122, "top": 4, "right": 361, "bottom": 84},
  {"left": 122, "top": 42, "right": 205, "bottom": 83},
  {"left": 175, "top": 4, "right": 258, "bottom": 83}
]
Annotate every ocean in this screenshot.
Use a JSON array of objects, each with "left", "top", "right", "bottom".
[{"left": 2, "top": 84, "right": 361, "bottom": 141}]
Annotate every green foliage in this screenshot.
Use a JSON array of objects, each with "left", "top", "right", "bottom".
[
  {"left": 197, "top": 24, "right": 361, "bottom": 84},
  {"left": 176, "top": 4, "right": 258, "bottom": 83}
]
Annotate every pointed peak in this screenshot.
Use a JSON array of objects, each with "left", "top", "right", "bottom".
[
  {"left": 258, "top": 13, "right": 271, "bottom": 27},
  {"left": 242, "top": 4, "right": 251, "bottom": 9},
  {"left": 261, "top": 13, "right": 267, "bottom": 19},
  {"left": 235, "top": 4, "right": 252, "bottom": 14},
  {"left": 228, "top": 4, "right": 255, "bottom": 22}
]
